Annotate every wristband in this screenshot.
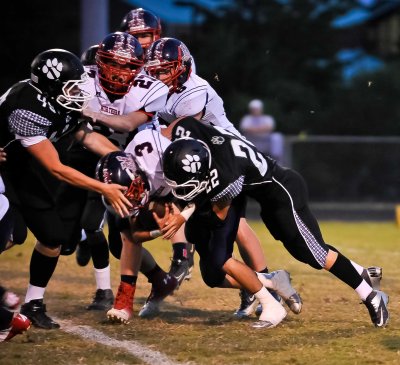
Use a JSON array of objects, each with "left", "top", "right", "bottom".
[
  {"left": 180, "top": 203, "right": 196, "bottom": 221},
  {"left": 149, "top": 229, "right": 162, "bottom": 238}
]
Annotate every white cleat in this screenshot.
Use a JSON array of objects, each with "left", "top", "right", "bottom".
[
  {"left": 106, "top": 307, "right": 132, "bottom": 324},
  {"left": 265, "top": 270, "right": 303, "bottom": 314}
]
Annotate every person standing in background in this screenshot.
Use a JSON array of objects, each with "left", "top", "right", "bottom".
[{"left": 240, "top": 99, "right": 284, "bottom": 163}]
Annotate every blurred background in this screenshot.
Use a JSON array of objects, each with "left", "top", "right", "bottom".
[{"left": 1, "top": 0, "right": 400, "bottom": 219}]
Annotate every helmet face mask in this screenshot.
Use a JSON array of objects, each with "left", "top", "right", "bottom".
[
  {"left": 56, "top": 74, "right": 92, "bottom": 111},
  {"left": 96, "top": 32, "right": 144, "bottom": 95},
  {"left": 96, "top": 151, "right": 150, "bottom": 216},
  {"left": 30, "top": 48, "right": 93, "bottom": 111},
  {"left": 144, "top": 38, "right": 192, "bottom": 93},
  {"left": 162, "top": 138, "right": 211, "bottom": 201}
]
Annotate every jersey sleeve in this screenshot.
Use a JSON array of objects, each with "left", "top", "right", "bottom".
[
  {"left": 9, "top": 109, "right": 51, "bottom": 137},
  {"left": 172, "top": 87, "right": 207, "bottom": 118}
]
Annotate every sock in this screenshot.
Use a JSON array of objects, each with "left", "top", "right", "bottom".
[
  {"left": 121, "top": 275, "right": 137, "bottom": 286},
  {"left": 172, "top": 242, "right": 187, "bottom": 260},
  {"left": 258, "top": 267, "right": 269, "bottom": 274},
  {"left": 142, "top": 264, "right": 164, "bottom": 284},
  {"left": 87, "top": 231, "right": 109, "bottom": 269},
  {"left": 350, "top": 260, "right": 373, "bottom": 286},
  {"left": 94, "top": 265, "right": 111, "bottom": 290},
  {"left": 355, "top": 280, "right": 373, "bottom": 301},
  {"left": 25, "top": 284, "right": 46, "bottom": 303},
  {"left": 253, "top": 287, "right": 285, "bottom": 322},
  {"left": 329, "top": 253, "right": 371, "bottom": 298},
  {"left": 29, "top": 249, "right": 59, "bottom": 288}
]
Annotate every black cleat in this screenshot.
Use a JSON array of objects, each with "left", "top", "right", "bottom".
[
  {"left": 76, "top": 240, "right": 91, "bottom": 267},
  {"left": 20, "top": 299, "right": 60, "bottom": 329},
  {"left": 86, "top": 289, "right": 114, "bottom": 311},
  {"left": 169, "top": 258, "right": 190, "bottom": 286},
  {"left": 363, "top": 290, "right": 389, "bottom": 327},
  {"left": 233, "top": 289, "right": 259, "bottom": 318}
]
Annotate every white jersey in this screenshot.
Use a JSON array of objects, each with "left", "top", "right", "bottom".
[
  {"left": 157, "top": 73, "right": 240, "bottom": 136},
  {"left": 124, "top": 129, "right": 171, "bottom": 198},
  {"left": 82, "top": 66, "right": 169, "bottom": 148}
]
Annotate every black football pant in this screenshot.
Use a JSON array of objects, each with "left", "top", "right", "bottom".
[
  {"left": 185, "top": 197, "right": 245, "bottom": 288},
  {"left": 248, "top": 165, "right": 330, "bottom": 270}
]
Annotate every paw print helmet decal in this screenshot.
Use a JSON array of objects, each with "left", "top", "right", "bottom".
[
  {"left": 162, "top": 138, "right": 211, "bottom": 201},
  {"left": 31, "top": 48, "right": 92, "bottom": 111}
]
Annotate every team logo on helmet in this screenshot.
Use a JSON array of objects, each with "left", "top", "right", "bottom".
[
  {"left": 182, "top": 154, "right": 201, "bottom": 173},
  {"left": 42, "top": 58, "right": 63, "bottom": 79},
  {"left": 211, "top": 136, "right": 225, "bottom": 145},
  {"left": 116, "top": 154, "right": 136, "bottom": 173}
]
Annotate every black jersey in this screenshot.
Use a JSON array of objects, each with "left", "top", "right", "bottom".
[
  {"left": 171, "top": 117, "right": 276, "bottom": 204},
  {"left": 0, "top": 80, "right": 82, "bottom": 149}
]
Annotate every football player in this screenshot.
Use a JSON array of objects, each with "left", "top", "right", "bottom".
[
  {"left": 96, "top": 150, "right": 179, "bottom": 322},
  {"left": 0, "top": 48, "right": 132, "bottom": 329},
  {"left": 161, "top": 117, "right": 390, "bottom": 328},
  {"left": 55, "top": 31, "right": 171, "bottom": 311},
  {"left": 66, "top": 32, "right": 175, "bottom": 310},
  {"left": 144, "top": 37, "right": 285, "bottom": 317}
]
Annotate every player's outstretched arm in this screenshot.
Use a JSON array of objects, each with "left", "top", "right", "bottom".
[
  {"left": 26, "top": 139, "right": 131, "bottom": 217},
  {"left": 82, "top": 107, "right": 149, "bottom": 133}
]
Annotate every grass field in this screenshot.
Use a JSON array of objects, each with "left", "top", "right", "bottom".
[{"left": 1, "top": 221, "right": 399, "bottom": 365}]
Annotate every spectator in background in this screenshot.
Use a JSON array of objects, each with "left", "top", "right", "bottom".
[{"left": 240, "top": 99, "right": 284, "bottom": 163}]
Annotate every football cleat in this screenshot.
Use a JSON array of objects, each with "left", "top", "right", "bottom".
[
  {"left": 107, "top": 282, "right": 136, "bottom": 324},
  {"left": 168, "top": 258, "right": 190, "bottom": 286},
  {"left": 363, "top": 290, "right": 389, "bottom": 328},
  {"left": 86, "top": 289, "right": 114, "bottom": 311},
  {"left": 260, "top": 270, "right": 303, "bottom": 314},
  {"left": 233, "top": 289, "right": 259, "bottom": 318},
  {"left": 362, "top": 266, "right": 382, "bottom": 291},
  {"left": 76, "top": 240, "right": 91, "bottom": 267},
  {"left": 1, "top": 290, "right": 20, "bottom": 311},
  {"left": 138, "top": 273, "right": 178, "bottom": 318},
  {"left": 20, "top": 299, "right": 60, "bottom": 329},
  {"left": 0, "top": 313, "right": 31, "bottom": 341}
]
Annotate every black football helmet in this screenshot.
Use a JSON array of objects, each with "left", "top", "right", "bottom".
[
  {"left": 96, "top": 32, "right": 144, "bottom": 95},
  {"left": 96, "top": 151, "right": 150, "bottom": 216},
  {"left": 145, "top": 38, "right": 192, "bottom": 93},
  {"left": 30, "top": 48, "right": 92, "bottom": 111},
  {"left": 120, "top": 8, "right": 161, "bottom": 49},
  {"left": 162, "top": 138, "right": 211, "bottom": 201},
  {"left": 81, "top": 44, "right": 99, "bottom": 66}
]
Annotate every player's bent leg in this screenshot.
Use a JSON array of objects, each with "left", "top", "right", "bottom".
[
  {"left": 21, "top": 242, "right": 61, "bottom": 329},
  {"left": 139, "top": 248, "right": 178, "bottom": 318},
  {"left": 222, "top": 258, "right": 287, "bottom": 329},
  {"left": 108, "top": 231, "right": 141, "bottom": 323}
]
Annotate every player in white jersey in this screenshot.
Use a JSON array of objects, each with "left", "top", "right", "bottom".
[
  {"left": 106, "top": 128, "right": 196, "bottom": 321},
  {"left": 56, "top": 32, "right": 171, "bottom": 311},
  {"left": 145, "top": 37, "right": 283, "bottom": 316}
]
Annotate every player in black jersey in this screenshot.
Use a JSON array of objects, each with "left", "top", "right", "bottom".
[
  {"left": 0, "top": 48, "right": 132, "bottom": 329},
  {"left": 160, "top": 117, "right": 389, "bottom": 328}
]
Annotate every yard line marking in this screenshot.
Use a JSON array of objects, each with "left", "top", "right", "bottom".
[{"left": 58, "top": 319, "right": 192, "bottom": 365}]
